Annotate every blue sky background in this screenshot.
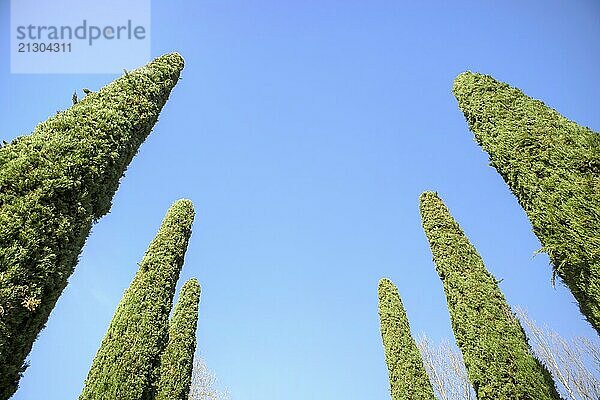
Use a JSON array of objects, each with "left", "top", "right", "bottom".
[{"left": 1, "top": 1, "right": 600, "bottom": 399}]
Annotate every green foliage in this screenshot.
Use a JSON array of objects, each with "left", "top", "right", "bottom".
[
  {"left": 154, "top": 278, "right": 201, "bottom": 400},
  {"left": 453, "top": 72, "right": 600, "bottom": 333},
  {"left": 419, "top": 191, "right": 561, "bottom": 400},
  {"left": 0, "top": 52, "right": 184, "bottom": 400},
  {"left": 378, "top": 278, "right": 435, "bottom": 400},
  {"left": 79, "top": 199, "right": 195, "bottom": 400}
]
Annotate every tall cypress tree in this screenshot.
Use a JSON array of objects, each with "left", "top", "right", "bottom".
[
  {"left": 154, "top": 278, "right": 201, "bottom": 400},
  {"left": 79, "top": 199, "right": 195, "bottom": 400},
  {"left": 378, "top": 278, "right": 435, "bottom": 400},
  {"left": 0, "top": 53, "right": 184, "bottom": 399},
  {"left": 419, "top": 191, "right": 560, "bottom": 400},
  {"left": 453, "top": 72, "right": 600, "bottom": 333}
]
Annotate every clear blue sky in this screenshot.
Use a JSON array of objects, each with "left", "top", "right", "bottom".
[{"left": 1, "top": 1, "right": 599, "bottom": 399}]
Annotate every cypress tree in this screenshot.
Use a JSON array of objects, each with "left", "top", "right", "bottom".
[
  {"left": 453, "top": 72, "right": 600, "bottom": 332},
  {"left": 419, "top": 191, "right": 560, "bottom": 400},
  {"left": 0, "top": 53, "right": 184, "bottom": 399},
  {"left": 79, "top": 199, "right": 195, "bottom": 400},
  {"left": 378, "top": 278, "right": 435, "bottom": 400},
  {"left": 154, "top": 278, "right": 201, "bottom": 400}
]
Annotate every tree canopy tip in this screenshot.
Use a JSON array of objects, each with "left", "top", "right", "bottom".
[
  {"left": 419, "top": 191, "right": 441, "bottom": 205},
  {"left": 172, "top": 198, "right": 194, "bottom": 210},
  {"left": 155, "top": 52, "right": 185, "bottom": 72},
  {"left": 452, "top": 71, "right": 492, "bottom": 97},
  {"left": 378, "top": 277, "right": 394, "bottom": 287},
  {"left": 166, "top": 198, "right": 195, "bottom": 225},
  {"left": 182, "top": 278, "right": 201, "bottom": 292},
  {"left": 378, "top": 278, "right": 399, "bottom": 297}
]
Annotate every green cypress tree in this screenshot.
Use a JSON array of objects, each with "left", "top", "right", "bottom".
[
  {"left": 419, "top": 191, "right": 560, "bottom": 400},
  {"left": 378, "top": 278, "right": 435, "bottom": 400},
  {"left": 154, "top": 278, "right": 201, "bottom": 400},
  {"left": 79, "top": 199, "right": 195, "bottom": 400},
  {"left": 0, "top": 53, "right": 184, "bottom": 399},
  {"left": 453, "top": 72, "right": 600, "bottom": 333}
]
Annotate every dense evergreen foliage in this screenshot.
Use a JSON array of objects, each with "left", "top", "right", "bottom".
[
  {"left": 419, "top": 191, "right": 560, "bottom": 400},
  {"left": 154, "top": 278, "right": 201, "bottom": 400},
  {"left": 0, "top": 53, "right": 184, "bottom": 399},
  {"left": 453, "top": 72, "right": 600, "bottom": 333},
  {"left": 79, "top": 199, "right": 195, "bottom": 400},
  {"left": 378, "top": 278, "right": 435, "bottom": 400}
]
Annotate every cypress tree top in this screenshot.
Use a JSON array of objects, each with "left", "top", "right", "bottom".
[
  {"left": 453, "top": 72, "right": 600, "bottom": 332},
  {"left": 79, "top": 199, "right": 195, "bottom": 400},
  {"left": 419, "top": 191, "right": 560, "bottom": 400},
  {"left": 154, "top": 278, "right": 201, "bottom": 400},
  {"left": 0, "top": 52, "right": 184, "bottom": 400},
  {"left": 378, "top": 278, "right": 435, "bottom": 400}
]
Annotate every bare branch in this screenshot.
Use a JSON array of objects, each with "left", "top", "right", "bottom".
[
  {"left": 515, "top": 307, "right": 600, "bottom": 400},
  {"left": 188, "top": 356, "right": 230, "bottom": 400},
  {"left": 416, "top": 334, "right": 475, "bottom": 400}
]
